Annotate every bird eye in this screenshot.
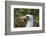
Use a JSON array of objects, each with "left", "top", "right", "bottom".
[{"left": 26, "top": 16, "right": 29, "bottom": 20}]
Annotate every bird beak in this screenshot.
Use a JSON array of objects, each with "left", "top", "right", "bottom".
[{"left": 18, "top": 16, "right": 27, "bottom": 23}]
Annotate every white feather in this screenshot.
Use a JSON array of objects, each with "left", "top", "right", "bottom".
[{"left": 26, "top": 14, "right": 34, "bottom": 27}]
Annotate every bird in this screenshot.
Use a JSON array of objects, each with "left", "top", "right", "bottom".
[
  {"left": 26, "top": 14, "right": 34, "bottom": 27},
  {"left": 18, "top": 14, "right": 34, "bottom": 27}
]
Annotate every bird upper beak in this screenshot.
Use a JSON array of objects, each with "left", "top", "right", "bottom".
[{"left": 18, "top": 16, "right": 26, "bottom": 19}]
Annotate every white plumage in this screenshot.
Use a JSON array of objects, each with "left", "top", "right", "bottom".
[{"left": 26, "top": 14, "right": 34, "bottom": 27}]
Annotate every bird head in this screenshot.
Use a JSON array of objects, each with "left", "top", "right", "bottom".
[
  {"left": 26, "top": 14, "right": 33, "bottom": 22},
  {"left": 18, "top": 14, "right": 33, "bottom": 23}
]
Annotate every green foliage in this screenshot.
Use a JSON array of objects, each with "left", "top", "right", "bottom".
[{"left": 14, "top": 8, "right": 39, "bottom": 27}]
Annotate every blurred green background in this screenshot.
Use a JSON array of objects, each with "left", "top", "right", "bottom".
[{"left": 14, "top": 8, "right": 39, "bottom": 27}]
